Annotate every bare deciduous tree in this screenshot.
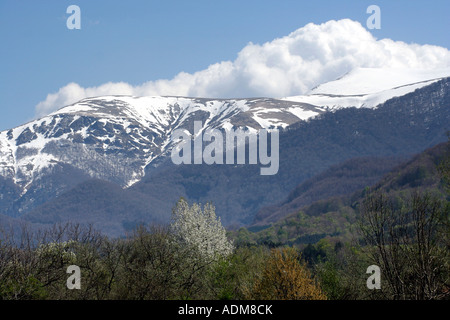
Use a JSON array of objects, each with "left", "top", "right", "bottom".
[{"left": 359, "top": 190, "right": 449, "bottom": 299}]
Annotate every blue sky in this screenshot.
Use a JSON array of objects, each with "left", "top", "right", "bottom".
[{"left": 1, "top": 0, "right": 449, "bottom": 131}]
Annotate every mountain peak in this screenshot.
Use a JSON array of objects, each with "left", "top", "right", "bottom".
[
  {"left": 309, "top": 67, "right": 450, "bottom": 95},
  {"left": 282, "top": 67, "right": 450, "bottom": 109}
]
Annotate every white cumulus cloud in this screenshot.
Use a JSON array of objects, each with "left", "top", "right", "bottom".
[{"left": 35, "top": 19, "right": 450, "bottom": 117}]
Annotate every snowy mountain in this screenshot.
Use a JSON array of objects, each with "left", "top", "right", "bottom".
[
  {"left": 0, "top": 67, "right": 449, "bottom": 231},
  {"left": 283, "top": 67, "right": 450, "bottom": 110},
  {"left": 0, "top": 96, "right": 321, "bottom": 191}
]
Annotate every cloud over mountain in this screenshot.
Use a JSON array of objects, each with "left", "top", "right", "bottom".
[{"left": 35, "top": 19, "right": 450, "bottom": 117}]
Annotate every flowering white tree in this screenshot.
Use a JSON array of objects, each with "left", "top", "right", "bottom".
[
  {"left": 36, "top": 240, "right": 77, "bottom": 265},
  {"left": 169, "top": 198, "right": 234, "bottom": 262}
]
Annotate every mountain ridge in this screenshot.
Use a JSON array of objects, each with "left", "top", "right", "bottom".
[{"left": 0, "top": 68, "right": 449, "bottom": 236}]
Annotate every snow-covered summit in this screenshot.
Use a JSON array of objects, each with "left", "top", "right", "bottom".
[{"left": 282, "top": 67, "right": 450, "bottom": 109}]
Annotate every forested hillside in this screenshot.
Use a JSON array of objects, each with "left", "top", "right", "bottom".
[{"left": 234, "top": 141, "right": 450, "bottom": 248}]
